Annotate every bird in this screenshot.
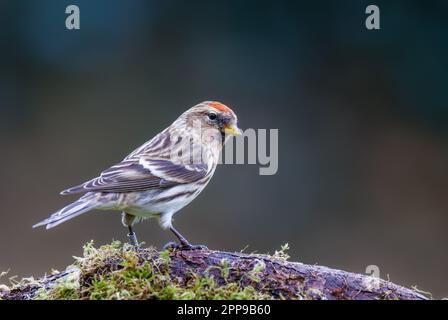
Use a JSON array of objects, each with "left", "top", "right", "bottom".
[{"left": 33, "top": 101, "right": 242, "bottom": 249}]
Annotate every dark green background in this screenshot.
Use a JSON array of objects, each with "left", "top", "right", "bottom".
[{"left": 0, "top": 1, "right": 447, "bottom": 297}]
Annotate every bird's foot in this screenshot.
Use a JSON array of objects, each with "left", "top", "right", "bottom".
[
  {"left": 163, "top": 241, "right": 208, "bottom": 251},
  {"left": 186, "top": 244, "right": 209, "bottom": 250},
  {"left": 127, "top": 232, "right": 140, "bottom": 248}
]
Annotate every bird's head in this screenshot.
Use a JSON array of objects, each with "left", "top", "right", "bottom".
[{"left": 182, "top": 101, "right": 242, "bottom": 138}]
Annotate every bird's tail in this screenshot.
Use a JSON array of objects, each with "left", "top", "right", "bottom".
[{"left": 33, "top": 194, "right": 99, "bottom": 229}]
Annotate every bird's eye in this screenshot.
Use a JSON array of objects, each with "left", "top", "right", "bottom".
[{"left": 208, "top": 113, "right": 217, "bottom": 121}]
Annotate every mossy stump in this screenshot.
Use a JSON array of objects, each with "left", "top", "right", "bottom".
[{"left": 0, "top": 241, "right": 428, "bottom": 300}]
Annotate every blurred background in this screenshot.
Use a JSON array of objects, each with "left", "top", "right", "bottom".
[{"left": 0, "top": 0, "right": 447, "bottom": 297}]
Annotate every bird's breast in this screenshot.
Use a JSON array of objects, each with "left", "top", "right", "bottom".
[{"left": 124, "top": 182, "right": 208, "bottom": 217}]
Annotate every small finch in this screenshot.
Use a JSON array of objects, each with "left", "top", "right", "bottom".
[{"left": 33, "top": 101, "right": 242, "bottom": 249}]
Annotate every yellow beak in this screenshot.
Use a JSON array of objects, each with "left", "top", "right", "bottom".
[{"left": 224, "top": 124, "right": 243, "bottom": 136}]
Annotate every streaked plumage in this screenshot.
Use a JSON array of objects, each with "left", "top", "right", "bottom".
[{"left": 33, "top": 101, "right": 242, "bottom": 248}]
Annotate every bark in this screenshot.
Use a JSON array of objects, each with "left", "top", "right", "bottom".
[{"left": 1, "top": 248, "right": 428, "bottom": 300}]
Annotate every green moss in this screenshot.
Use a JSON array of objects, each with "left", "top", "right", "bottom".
[
  {"left": 3, "top": 242, "right": 430, "bottom": 300},
  {"left": 273, "top": 243, "right": 291, "bottom": 261},
  {"left": 31, "top": 241, "right": 270, "bottom": 300},
  {"left": 34, "top": 271, "right": 80, "bottom": 300}
]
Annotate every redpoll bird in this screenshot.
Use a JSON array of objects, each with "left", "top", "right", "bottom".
[{"left": 33, "top": 101, "right": 242, "bottom": 249}]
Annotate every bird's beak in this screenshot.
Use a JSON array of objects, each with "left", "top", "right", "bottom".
[{"left": 224, "top": 124, "right": 243, "bottom": 136}]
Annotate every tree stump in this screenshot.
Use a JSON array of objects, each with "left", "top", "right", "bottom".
[{"left": 0, "top": 243, "right": 429, "bottom": 300}]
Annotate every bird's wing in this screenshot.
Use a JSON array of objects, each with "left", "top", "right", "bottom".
[{"left": 60, "top": 158, "right": 208, "bottom": 195}]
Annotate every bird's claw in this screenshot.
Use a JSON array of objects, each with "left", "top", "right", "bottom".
[
  {"left": 163, "top": 241, "right": 208, "bottom": 251},
  {"left": 162, "top": 241, "right": 178, "bottom": 251},
  {"left": 127, "top": 232, "right": 140, "bottom": 248},
  {"left": 184, "top": 243, "right": 208, "bottom": 251}
]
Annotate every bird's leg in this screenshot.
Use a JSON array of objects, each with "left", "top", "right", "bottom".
[
  {"left": 170, "top": 226, "right": 191, "bottom": 247},
  {"left": 122, "top": 212, "right": 139, "bottom": 248},
  {"left": 127, "top": 225, "right": 139, "bottom": 247},
  {"left": 166, "top": 225, "right": 208, "bottom": 251}
]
